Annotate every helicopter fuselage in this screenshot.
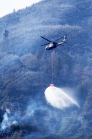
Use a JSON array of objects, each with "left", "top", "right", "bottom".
[{"left": 45, "top": 42, "right": 57, "bottom": 50}]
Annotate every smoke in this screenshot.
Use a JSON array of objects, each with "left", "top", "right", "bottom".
[
  {"left": 45, "top": 86, "right": 79, "bottom": 109},
  {"left": 0, "top": 86, "right": 80, "bottom": 137},
  {"left": 1, "top": 112, "right": 18, "bottom": 130},
  {"left": 0, "top": 102, "right": 36, "bottom": 131}
]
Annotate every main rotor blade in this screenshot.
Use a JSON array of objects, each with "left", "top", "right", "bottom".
[
  {"left": 40, "top": 36, "right": 51, "bottom": 42},
  {"left": 41, "top": 43, "right": 49, "bottom": 46}
]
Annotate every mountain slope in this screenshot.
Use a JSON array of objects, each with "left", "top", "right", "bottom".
[{"left": 0, "top": 0, "right": 92, "bottom": 138}]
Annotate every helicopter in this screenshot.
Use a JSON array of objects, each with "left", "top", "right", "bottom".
[{"left": 41, "top": 35, "right": 67, "bottom": 50}]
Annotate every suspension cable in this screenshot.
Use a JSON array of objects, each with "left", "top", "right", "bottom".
[{"left": 51, "top": 51, "right": 54, "bottom": 84}]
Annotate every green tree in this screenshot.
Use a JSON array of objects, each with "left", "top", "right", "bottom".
[
  {"left": 82, "top": 89, "right": 92, "bottom": 119},
  {"left": 11, "top": 131, "right": 22, "bottom": 139},
  {"left": 53, "top": 56, "right": 62, "bottom": 77}
]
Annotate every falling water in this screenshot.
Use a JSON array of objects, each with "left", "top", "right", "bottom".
[{"left": 44, "top": 86, "right": 79, "bottom": 109}]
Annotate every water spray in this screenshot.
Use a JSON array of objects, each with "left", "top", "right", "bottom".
[{"left": 44, "top": 86, "right": 79, "bottom": 109}]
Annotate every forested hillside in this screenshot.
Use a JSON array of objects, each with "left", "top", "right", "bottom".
[{"left": 0, "top": 0, "right": 92, "bottom": 138}]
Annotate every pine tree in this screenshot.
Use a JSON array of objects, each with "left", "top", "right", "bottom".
[{"left": 82, "top": 89, "right": 92, "bottom": 119}]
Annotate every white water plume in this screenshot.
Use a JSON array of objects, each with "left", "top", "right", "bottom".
[{"left": 45, "top": 86, "right": 79, "bottom": 109}]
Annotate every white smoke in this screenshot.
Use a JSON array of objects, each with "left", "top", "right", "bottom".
[
  {"left": 0, "top": 101, "right": 39, "bottom": 131},
  {"left": 0, "top": 86, "right": 79, "bottom": 131},
  {"left": 45, "top": 86, "right": 79, "bottom": 109},
  {"left": 1, "top": 112, "right": 18, "bottom": 130}
]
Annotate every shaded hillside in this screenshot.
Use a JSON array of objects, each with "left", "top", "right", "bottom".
[
  {"left": 0, "top": 0, "right": 91, "bottom": 103},
  {"left": 0, "top": 0, "right": 92, "bottom": 138}
]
